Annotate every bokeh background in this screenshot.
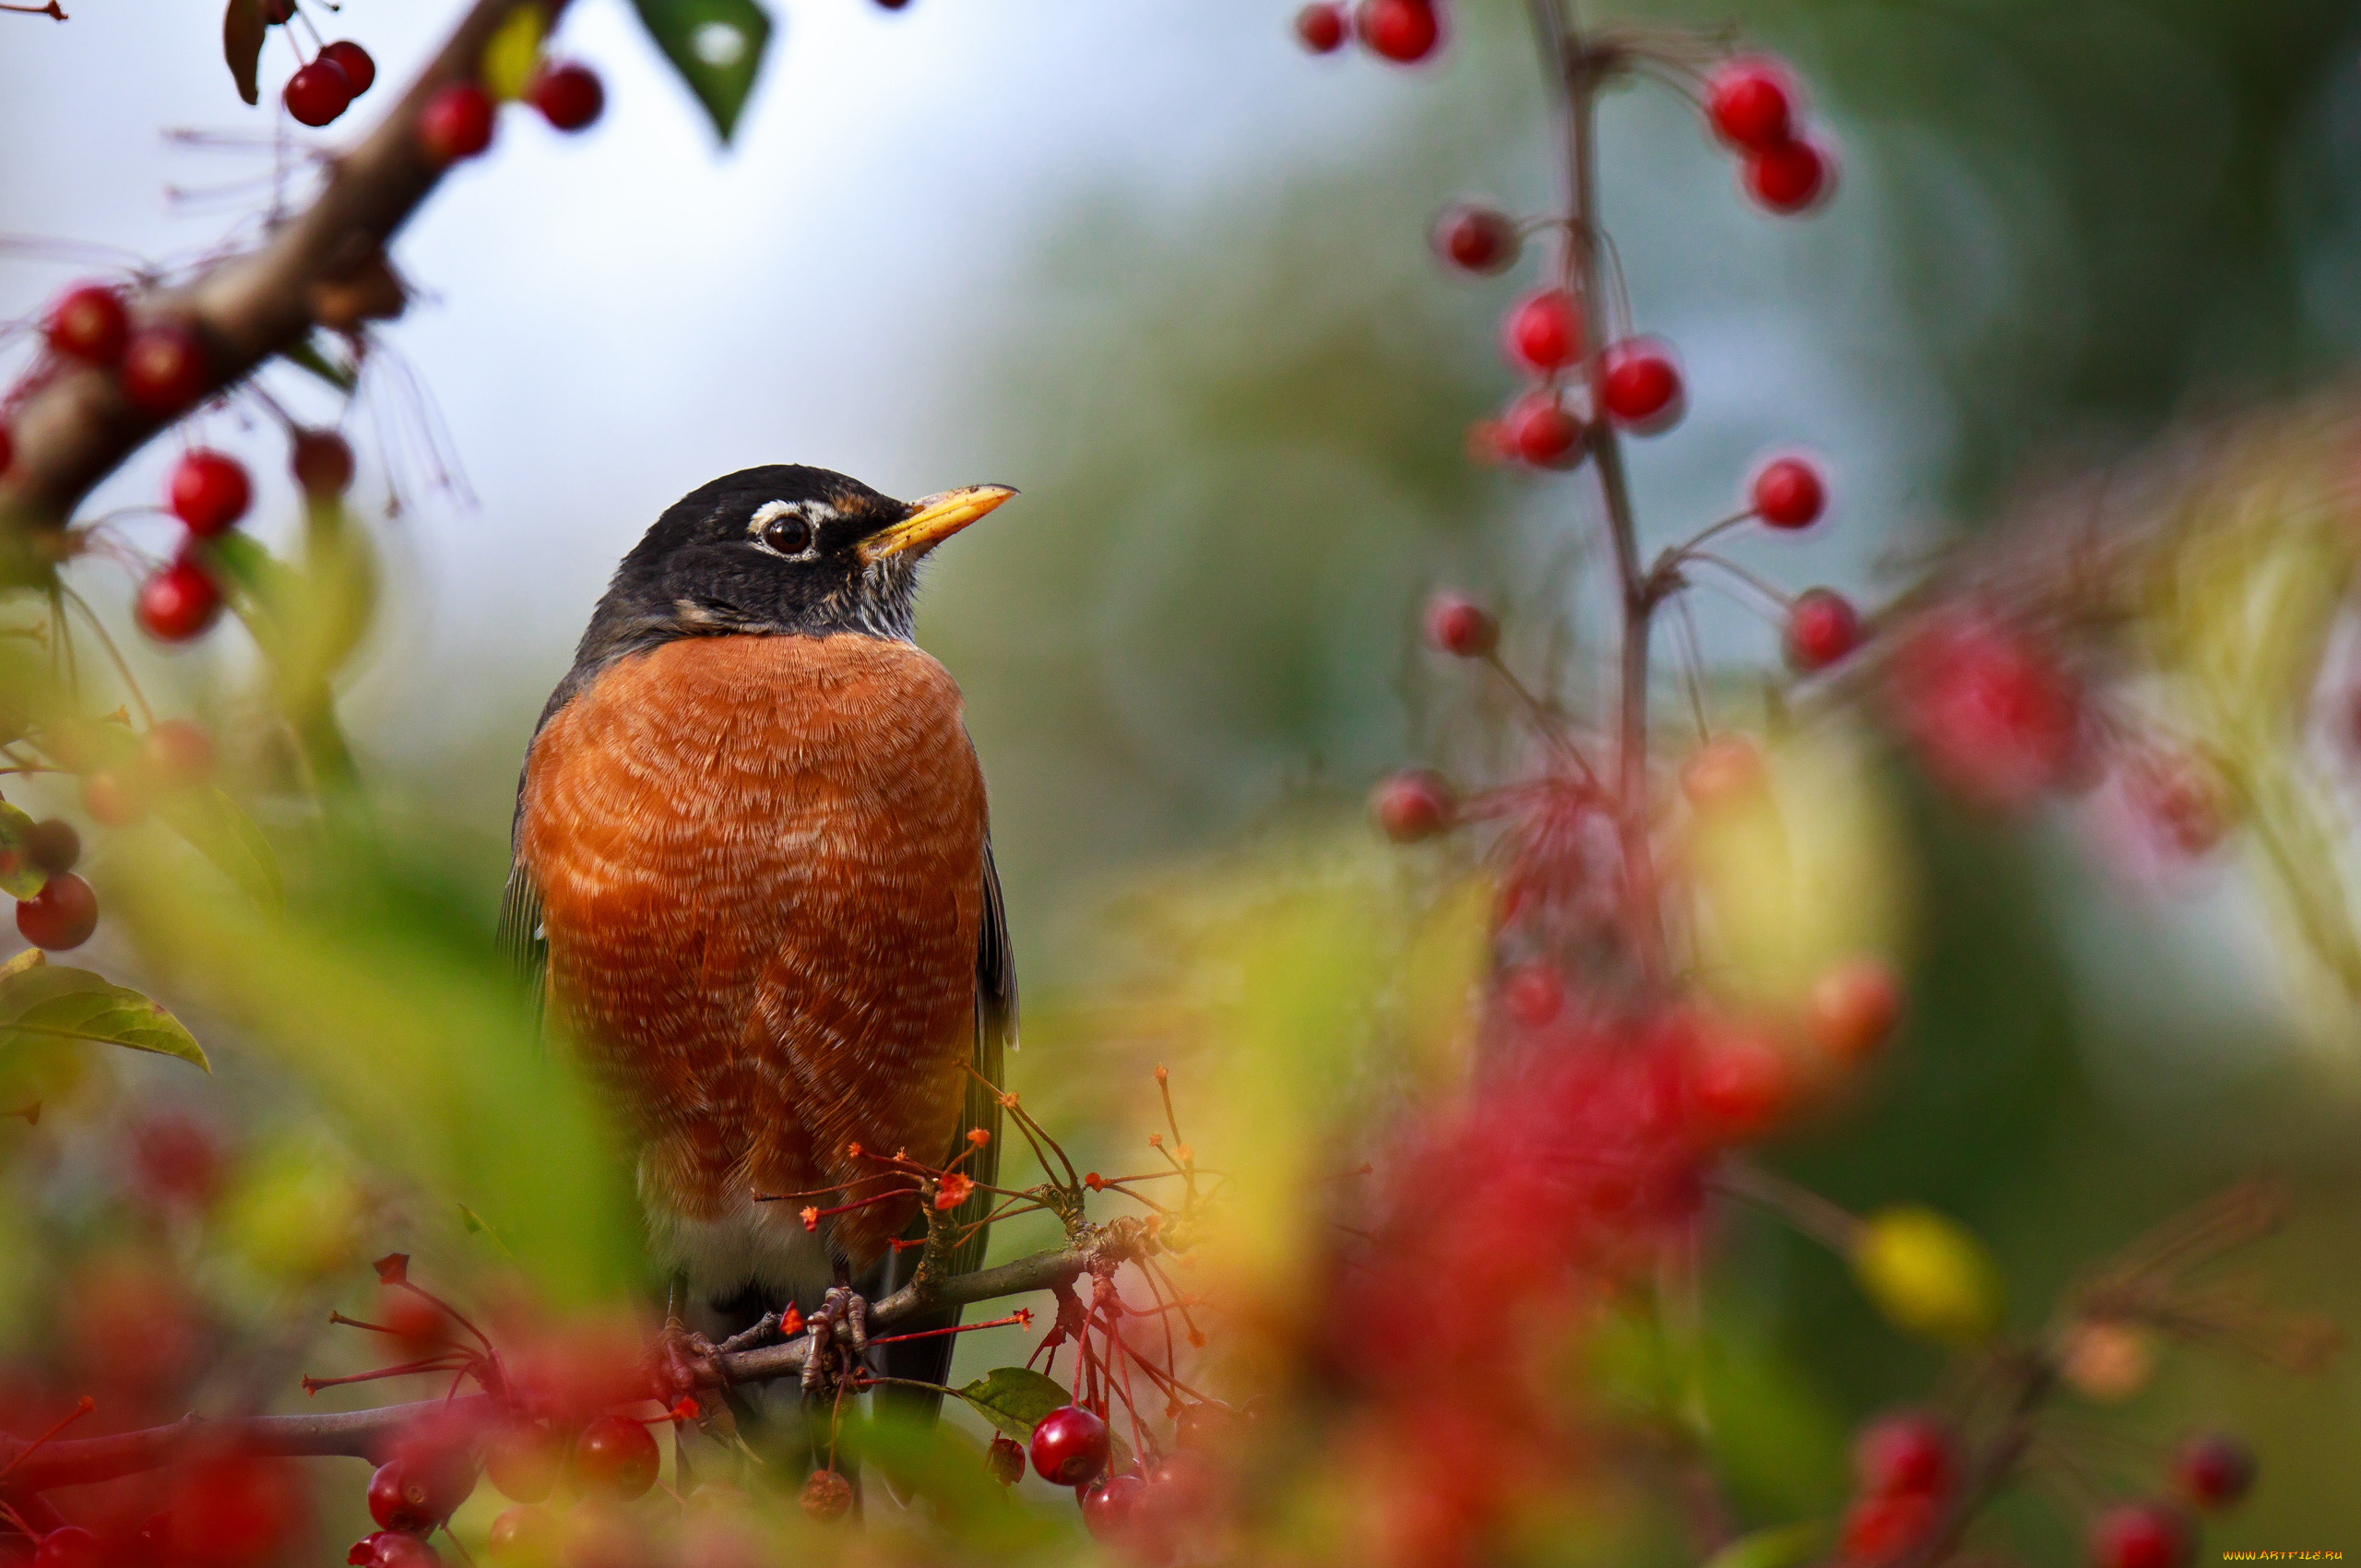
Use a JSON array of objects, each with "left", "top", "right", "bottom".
[{"left": 5, "top": 0, "right": 2361, "bottom": 1556}]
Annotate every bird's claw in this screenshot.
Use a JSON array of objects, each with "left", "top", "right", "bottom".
[
  {"left": 799, "top": 1285, "right": 872, "bottom": 1396},
  {"left": 653, "top": 1317, "right": 726, "bottom": 1406}
]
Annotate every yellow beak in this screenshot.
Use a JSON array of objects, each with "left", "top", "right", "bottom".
[{"left": 857, "top": 484, "right": 1018, "bottom": 564}]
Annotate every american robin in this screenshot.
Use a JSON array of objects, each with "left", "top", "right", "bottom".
[{"left": 498, "top": 464, "right": 1017, "bottom": 1420}]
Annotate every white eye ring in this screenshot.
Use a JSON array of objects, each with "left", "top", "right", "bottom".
[{"left": 749, "top": 499, "right": 831, "bottom": 558}]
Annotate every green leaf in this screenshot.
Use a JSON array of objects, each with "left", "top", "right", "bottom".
[
  {"left": 955, "top": 1366, "right": 1072, "bottom": 1443},
  {"left": 155, "top": 788, "right": 285, "bottom": 914},
  {"left": 223, "top": 0, "right": 266, "bottom": 106},
  {"left": 630, "top": 0, "right": 772, "bottom": 142},
  {"left": 0, "top": 803, "right": 46, "bottom": 900},
  {"left": 279, "top": 338, "right": 358, "bottom": 394},
  {"left": 0, "top": 961, "right": 208, "bottom": 1071}
]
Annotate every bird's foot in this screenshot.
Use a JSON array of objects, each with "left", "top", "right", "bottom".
[
  {"left": 651, "top": 1317, "right": 727, "bottom": 1407},
  {"left": 798, "top": 1285, "right": 872, "bottom": 1396}
]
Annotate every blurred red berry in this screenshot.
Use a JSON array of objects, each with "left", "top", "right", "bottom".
[
  {"left": 485, "top": 1506, "right": 552, "bottom": 1561},
  {"left": 165, "top": 1453, "right": 304, "bottom": 1568},
  {"left": 1423, "top": 592, "right": 1497, "bottom": 658},
  {"left": 1752, "top": 455, "right": 1827, "bottom": 528},
  {"left": 18, "top": 873, "right": 97, "bottom": 951},
  {"left": 319, "top": 41, "right": 375, "bottom": 95},
  {"left": 1355, "top": 0, "right": 1439, "bottom": 63},
  {"left": 2172, "top": 1431, "right": 2254, "bottom": 1509},
  {"left": 2122, "top": 752, "right": 2229, "bottom": 857},
  {"left": 0, "top": 422, "right": 14, "bottom": 478},
  {"left": 1464, "top": 417, "right": 1513, "bottom": 466},
  {"left": 1841, "top": 1490, "right": 1940, "bottom": 1564},
  {"left": 292, "top": 429, "right": 356, "bottom": 497},
  {"left": 572, "top": 1415, "right": 659, "bottom": 1501},
  {"left": 418, "top": 83, "right": 495, "bottom": 163},
  {"left": 1690, "top": 1025, "right": 1789, "bottom": 1139},
  {"left": 2089, "top": 1503, "right": 2191, "bottom": 1568},
  {"left": 1785, "top": 588, "right": 1860, "bottom": 672},
  {"left": 801, "top": 1467, "right": 853, "bottom": 1523},
  {"left": 137, "top": 556, "right": 224, "bottom": 643},
  {"left": 1853, "top": 1410, "right": 1956, "bottom": 1498},
  {"left": 81, "top": 772, "right": 146, "bottom": 828},
  {"left": 168, "top": 449, "right": 252, "bottom": 538},
  {"left": 25, "top": 818, "right": 80, "bottom": 877},
  {"left": 1680, "top": 734, "right": 1766, "bottom": 813},
  {"left": 1433, "top": 202, "right": 1517, "bottom": 273},
  {"left": 1030, "top": 1405, "right": 1111, "bottom": 1487},
  {"left": 32, "top": 1526, "right": 106, "bottom": 1568},
  {"left": 1806, "top": 957, "right": 1903, "bottom": 1063},
  {"left": 1294, "top": 2, "right": 1347, "bottom": 52},
  {"left": 143, "top": 718, "right": 219, "bottom": 790},
  {"left": 47, "top": 283, "right": 130, "bottom": 363},
  {"left": 1498, "top": 962, "right": 1564, "bottom": 1028},
  {"left": 1503, "top": 288, "right": 1582, "bottom": 373},
  {"left": 121, "top": 324, "right": 209, "bottom": 415},
  {"left": 1746, "top": 138, "right": 1835, "bottom": 213},
  {"left": 1504, "top": 390, "right": 1584, "bottom": 469},
  {"left": 1705, "top": 57, "right": 1797, "bottom": 151},
  {"left": 1371, "top": 769, "right": 1455, "bottom": 842},
  {"left": 1600, "top": 339, "right": 1683, "bottom": 431},
  {"left": 1887, "top": 610, "right": 2083, "bottom": 810},
  {"left": 133, "top": 1111, "right": 225, "bottom": 1207},
  {"left": 531, "top": 62, "right": 605, "bottom": 131},
  {"left": 285, "top": 57, "right": 354, "bottom": 126},
  {"left": 350, "top": 1531, "right": 441, "bottom": 1568},
  {"left": 486, "top": 1422, "right": 561, "bottom": 1503},
  {"left": 1080, "top": 1472, "right": 1146, "bottom": 1540}
]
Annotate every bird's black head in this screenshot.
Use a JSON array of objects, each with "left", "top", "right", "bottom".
[{"left": 564, "top": 464, "right": 1014, "bottom": 689}]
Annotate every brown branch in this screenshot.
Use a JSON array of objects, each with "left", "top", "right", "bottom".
[
  {"left": 0, "top": 0, "right": 568, "bottom": 530},
  {"left": 0, "top": 1241, "right": 1098, "bottom": 1498}
]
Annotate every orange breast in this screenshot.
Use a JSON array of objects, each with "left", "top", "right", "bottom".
[{"left": 517, "top": 634, "right": 985, "bottom": 1266}]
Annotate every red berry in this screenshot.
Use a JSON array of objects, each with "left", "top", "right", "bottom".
[
  {"left": 1370, "top": 769, "right": 1454, "bottom": 842},
  {"left": 121, "top": 324, "right": 209, "bottom": 416},
  {"left": 1503, "top": 390, "right": 1584, "bottom": 469},
  {"left": 1355, "top": 0, "right": 1439, "bottom": 63},
  {"left": 2089, "top": 1503, "right": 2191, "bottom": 1568},
  {"left": 350, "top": 1531, "right": 442, "bottom": 1568},
  {"left": 571, "top": 1414, "right": 658, "bottom": 1501},
  {"left": 366, "top": 1445, "right": 472, "bottom": 1535},
  {"left": 319, "top": 41, "right": 375, "bottom": 95},
  {"left": 1853, "top": 1411, "right": 1956, "bottom": 1498},
  {"left": 1704, "top": 57, "right": 1796, "bottom": 151},
  {"left": 25, "top": 818, "right": 80, "bottom": 876},
  {"left": 2122, "top": 753, "right": 2229, "bottom": 857},
  {"left": 292, "top": 429, "right": 356, "bottom": 498},
  {"left": 368, "top": 1461, "right": 434, "bottom": 1535},
  {"left": 285, "top": 58, "right": 354, "bottom": 126},
  {"left": 168, "top": 449, "right": 251, "bottom": 538},
  {"left": 2172, "top": 1432, "right": 2254, "bottom": 1510},
  {"left": 1888, "top": 611, "right": 2083, "bottom": 811},
  {"left": 132, "top": 1111, "right": 223, "bottom": 1207},
  {"left": 1028, "top": 1405, "right": 1111, "bottom": 1488},
  {"left": 32, "top": 1526, "right": 106, "bottom": 1568},
  {"left": 18, "top": 873, "right": 97, "bottom": 951},
  {"left": 530, "top": 62, "right": 604, "bottom": 131},
  {"left": 1752, "top": 455, "right": 1826, "bottom": 529},
  {"left": 1746, "top": 138, "right": 1835, "bottom": 214},
  {"left": 137, "top": 556, "right": 224, "bottom": 643},
  {"left": 1433, "top": 203, "right": 1517, "bottom": 274},
  {"left": 418, "top": 83, "right": 496, "bottom": 163},
  {"left": 1841, "top": 1491, "right": 1940, "bottom": 1564},
  {"left": 800, "top": 1467, "right": 853, "bottom": 1523},
  {"left": 0, "top": 422, "right": 15, "bottom": 478},
  {"left": 1080, "top": 1472, "right": 1145, "bottom": 1540},
  {"left": 1680, "top": 734, "right": 1766, "bottom": 812},
  {"left": 485, "top": 1506, "right": 552, "bottom": 1561},
  {"left": 1423, "top": 592, "right": 1497, "bottom": 659},
  {"left": 1293, "top": 2, "right": 1347, "bottom": 52},
  {"left": 1503, "top": 288, "right": 1582, "bottom": 373},
  {"left": 1785, "top": 587, "right": 1860, "bottom": 672},
  {"left": 1600, "top": 339, "right": 1683, "bottom": 431},
  {"left": 1499, "top": 962, "right": 1564, "bottom": 1028},
  {"left": 164, "top": 1452, "right": 303, "bottom": 1567},
  {"left": 143, "top": 718, "right": 219, "bottom": 790},
  {"left": 485, "top": 1422, "right": 561, "bottom": 1503},
  {"left": 1806, "top": 957, "right": 1902, "bottom": 1063},
  {"left": 1690, "top": 1025, "right": 1789, "bottom": 1139},
  {"left": 47, "top": 284, "right": 131, "bottom": 363},
  {"left": 81, "top": 773, "right": 146, "bottom": 828}
]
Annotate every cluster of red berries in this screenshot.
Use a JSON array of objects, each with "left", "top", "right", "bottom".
[
  {"left": 1835, "top": 1410, "right": 1957, "bottom": 1563},
  {"left": 1292, "top": 0, "right": 1442, "bottom": 65},
  {"left": 1703, "top": 55, "right": 1838, "bottom": 214},
  {"left": 284, "top": 39, "right": 378, "bottom": 128},
  {"left": 13, "top": 816, "right": 93, "bottom": 952},
  {"left": 36, "top": 283, "right": 208, "bottom": 419},
  {"left": 413, "top": 61, "right": 604, "bottom": 168}
]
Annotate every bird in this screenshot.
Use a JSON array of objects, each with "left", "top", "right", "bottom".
[{"left": 497, "top": 463, "right": 1017, "bottom": 1430}]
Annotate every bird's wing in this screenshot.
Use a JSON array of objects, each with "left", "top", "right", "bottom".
[
  {"left": 496, "top": 766, "right": 550, "bottom": 1019},
  {"left": 878, "top": 835, "right": 1015, "bottom": 1420}
]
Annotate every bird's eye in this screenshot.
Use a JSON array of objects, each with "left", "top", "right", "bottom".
[{"left": 761, "top": 514, "right": 813, "bottom": 555}]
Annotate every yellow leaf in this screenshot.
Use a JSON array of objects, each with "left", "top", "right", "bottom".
[{"left": 481, "top": 5, "right": 545, "bottom": 101}]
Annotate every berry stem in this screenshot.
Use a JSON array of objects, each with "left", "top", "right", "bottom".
[{"left": 1709, "top": 1158, "right": 1865, "bottom": 1253}]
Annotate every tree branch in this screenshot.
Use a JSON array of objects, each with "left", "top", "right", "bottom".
[
  {"left": 0, "top": 1241, "right": 1097, "bottom": 1497},
  {"left": 0, "top": 0, "right": 567, "bottom": 530}
]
